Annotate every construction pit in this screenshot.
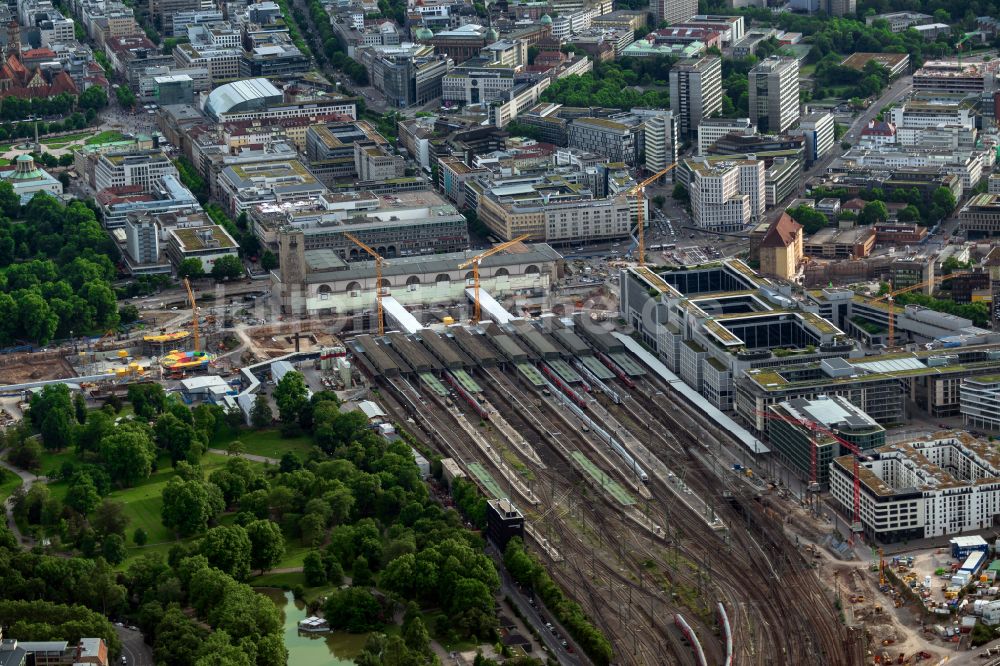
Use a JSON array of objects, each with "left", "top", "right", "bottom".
[{"left": 347, "top": 315, "right": 866, "bottom": 666}]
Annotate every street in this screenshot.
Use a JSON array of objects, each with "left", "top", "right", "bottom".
[{"left": 115, "top": 625, "right": 152, "bottom": 666}]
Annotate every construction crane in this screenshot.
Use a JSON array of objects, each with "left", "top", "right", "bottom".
[
  {"left": 879, "top": 547, "right": 886, "bottom": 586},
  {"left": 183, "top": 277, "right": 200, "bottom": 353},
  {"left": 459, "top": 234, "right": 530, "bottom": 324},
  {"left": 868, "top": 273, "right": 961, "bottom": 347},
  {"left": 344, "top": 232, "right": 390, "bottom": 336},
  {"left": 755, "top": 408, "right": 867, "bottom": 545},
  {"left": 625, "top": 163, "right": 677, "bottom": 267}
]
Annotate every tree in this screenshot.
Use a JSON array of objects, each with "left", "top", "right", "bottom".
[
  {"left": 115, "top": 86, "right": 136, "bottom": 109},
  {"left": 154, "top": 412, "right": 204, "bottom": 465},
  {"left": 161, "top": 477, "right": 224, "bottom": 537},
  {"left": 128, "top": 384, "right": 167, "bottom": 419},
  {"left": 177, "top": 258, "right": 204, "bottom": 279},
  {"left": 933, "top": 187, "right": 957, "bottom": 215},
  {"left": 859, "top": 200, "right": 889, "bottom": 226},
  {"left": 100, "top": 429, "right": 155, "bottom": 487},
  {"left": 40, "top": 407, "right": 73, "bottom": 451},
  {"left": 303, "top": 550, "right": 327, "bottom": 586},
  {"left": 324, "top": 587, "right": 382, "bottom": 632},
  {"left": 250, "top": 394, "right": 273, "bottom": 428},
  {"left": 260, "top": 251, "right": 278, "bottom": 271},
  {"left": 245, "top": 519, "right": 285, "bottom": 575},
  {"left": 211, "top": 256, "right": 244, "bottom": 281},
  {"left": 73, "top": 392, "right": 87, "bottom": 425},
  {"left": 199, "top": 525, "right": 252, "bottom": 581},
  {"left": 787, "top": 205, "right": 830, "bottom": 234},
  {"left": 92, "top": 499, "right": 129, "bottom": 537},
  {"left": 133, "top": 527, "right": 148, "bottom": 546},
  {"left": 226, "top": 440, "right": 244, "bottom": 456},
  {"left": 65, "top": 472, "right": 101, "bottom": 515},
  {"left": 652, "top": 195, "right": 666, "bottom": 209},
  {"left": 897, "top": 205, "right": 920, "bottom": 222},
  {"left": 102, "top": 533, "right": 127, "bottom": 565},
  {"left": 119, "top": 304, "right": 140, "bottom": 324},
  {"left": 78, "top": 86, "right": 108, "bottom": 111},
  {"left": 274, "top": 371, "right": 309, "bottom": 425},
  {"left": 154, "top": 607, "right": 207, "bottom": 666},
  {"left": 671, "top": 183, "right": 689, "bottom": 202}
]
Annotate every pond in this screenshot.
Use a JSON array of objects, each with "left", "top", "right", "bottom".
[{"left": 257, "top": 588, "right": 368, "bottom": 665}]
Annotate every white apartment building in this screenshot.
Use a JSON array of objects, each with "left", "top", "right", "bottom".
[
  {"left": 634, "top": 109, "right": 678, "bottom": 179},
  {"left": 174, "top": 43, "right": 241, "bottom": 82},
  {"left": 689, "top": 158, "right": 762, "bottom": 232},
  {"left": 94, "top": 150, "right": 179, "bottom": 193},
  {"left": 839, "top": 147, "right": 985, "bottom": 190},
  {"left": 831, "top": 435, "right": 1000, "bottom": 542},
  {"left": 890, "top": 101, "right": 975, "bottom": 131},
  {"left": 749, "top": 56, "right": 800, "bottom": 134},
  {"left": 697, "top": 117, "right": 753, "bottom": 155}
]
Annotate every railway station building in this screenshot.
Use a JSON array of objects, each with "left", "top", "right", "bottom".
[{"left": 831, "top": 433, "right": 1000, "bottom": 543}]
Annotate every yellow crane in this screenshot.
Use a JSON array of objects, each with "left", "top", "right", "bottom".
[
  {"left": 459, "top": 234, "right": 531, "bottom": 324},
  {"left": 625, "top": 163, "right": 678, "bottom": 266},
  {"left": 344, "top": 232, "right": 390, "bottom": 336},
  {"left": 870, "top": 272, "right": 961, "bottom": 347},
  {"left": 183, "top": 277, "right": 200, "bottom": 353}
]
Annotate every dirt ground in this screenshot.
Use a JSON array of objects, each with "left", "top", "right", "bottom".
[
  {"left": 249, "top": 326, "right": 342, "bottom": 357},
  {"left": 0, "top": 353, "right": 75, "bottom": 384}
]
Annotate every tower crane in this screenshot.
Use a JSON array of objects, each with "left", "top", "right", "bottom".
[
  {"left": 867, "top": 272, "right": 961, "bottom": 348},
  {"left": 183, "top": 277, "right": 200, "bottom": 353},
  {"left": 624, "top": 162, "right": 677, "bottom": 267},
  {"left": 344, "top": 232, "right": 390, "bottom": 336},
  {"left": 458, "top": 234, "right": 530, "bottom": 324},
  {"left": 755, "top": 408, "right": 867, "bottom": 545}
]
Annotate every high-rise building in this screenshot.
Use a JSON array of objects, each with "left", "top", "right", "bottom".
[
  {"left": 689, "top": 157, "right": 764, "bottom": 232},
  {"left": 669, "top": 55, "right": 722, "bottom": 140},
  {"left": 697, "top": 117, "right": 753, "bottom": 155},
  {"left": 826, "top": 0, "right": 856, "bottom": 16},
  {"left": 636, "top": 109, "right": 678, "bottom": 179},
  {"left": 749, "top": 56, "right": 800, "bottom": 133},
  {"left": 124, "top": 214, "right": 160, "bottom": 265},
  {"left": 652, "top": 0, "right": 697, "bottom": 26},
  {"left": 794, "top": 112, "right": 835, "bottom": 166}
]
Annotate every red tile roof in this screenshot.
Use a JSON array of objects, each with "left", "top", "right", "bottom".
[{"left": 760, "top": 213, "right": 801, "bottom": 248}]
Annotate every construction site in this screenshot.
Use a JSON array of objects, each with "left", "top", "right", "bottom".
[{"left": 349, "top": 306, "right": 867, "bottom": 665}]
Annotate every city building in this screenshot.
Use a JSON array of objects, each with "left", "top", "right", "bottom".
[
  {"left": 913, "top": 23, "right": 951, "bottom": 40},
  {"left": 96, "top": 175, "right": 201, "bottom": 229},
  {"left": 767, "top": 395, "right": 885, "bottom": 487},
  {"left": 749, "top": 56, "right": 800, "bottom": 134},
  {"left": 960, "top": 193, "right": 1000, "bottom": 239},
  {"left": 826, "top": 0, "right": 855, "bottom": 17},
  {"left": 442, "top": 58, "right": 515, "bottom": 105},
  {"left": 803, "top": 225, "right": 876, "bottom": 259},
  {"left": 620, "top": 39, "right": 704, "bottom": 59},
  {"left": 764, "top": 156, "right": 801, "bottom": 207},
  {"left": 0, "top": 23, "right": 76, "bottom": 99},
  {"left": 0, "top": 154, "right": 62, "bottom": 204},
  {"left": 961, "top": 375, "right": 1000, "bottom": 432},
  {"left": 865, "top": 11, "right": 932, "bottom": 31},
  {"left": 249, "top": 190, "right": 469, "bottom": 259},
  {"left": 914, "top": 60, "right": 996, "bottom": 94},
  {"left": 171, "top": 9, "right": 224, "bottom": 37},
  {"left": 758, "top": 212, "right": 802, "bottom": 280},
  {"left": 274, "top": 234, "right": 560, "bottom": 317},
  {"left": 94, "top": 149, "right": 178, "bottom": 193},
  {"left": 153, "top": 74, "right": 194, "bottom": 105},
  {"left": 889, "top": 100, "right": 975, "bottom": 131},
  {"left": 165, "top": 224, "right": 240, "bottom": 272},
  {"left": 794, "top": 112, "right": 835, "bottom": 166},
  {"left": 689, "top": 158, "right": 764, "bottom": 232},
  {"left": 361, "top": 47, "right": 451, "bottom": 108},
  {"left": 830, "top": 147, "right": 986, "bottom": 192},
  {"left": 647, "top": 27, "right": 721, "bottom": 49},
  {"left": 216, "top": 159, "right": 327, "bottom": 215},
  {"left": 859, "top": 120, "right": 896, "bottom": 147},
  {"left": 305, "top": 120, "right": 389, "bottom": 185},
  {"left": 651, "top": 0, "right": 696, "bottom": 27},
  {"left": 840, "top": 52, "right": 910, "bottom": 78},
  {"left": 486, "top": 498, "right": 525, "bottom": 549},
  {"left": 731, "top": 28, "right": 776, "bottom": 58},
  {"left": 874, "top": 222, "right": 928, "bottom": 245},
  {"left": 202, "top": 78, "right": 357, "bottom": 123},
  {"left": 637, "top": 109, "right": 678, "bottom": 179},
  {"left": 698, "top": 117, "right": 753, "bottom": 156},
  {"left": 567, "top": 116, "right": 643, "bottom": 166},
  {"left": 123, "top": 213, "right": 160, "bottom": 267},
  {"left": 831, "top": 434, "right": 1000, "bottom": 542},
  {"left": 354, "top": 142, "right": 405, "bottom": 182},
  {"left": 424, "top": 24, "right": 490, "bottom": 63},
  {"left": 669, "top": 55, "right": 722, "bottom": 140}
]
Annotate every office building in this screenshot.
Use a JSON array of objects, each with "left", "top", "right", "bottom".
[
  {"left": 124, "top": 214, "right": 159, "bottom": 265},
  {"left": 94, "top": 150, "right": 178, "bottom": 193},
  {"left": 826, "top": 0, "right": 855, "bottom": 17},
  {"left": 486, "top": 498, "right": 525, "bottom": 549},
  {"left": 865, "top": 11, "right": 932, "bottom": 31},
  {"left": 960, "top": 194, "right": 1000, "bottom": 239},
  {"left": 361, "top": 46, "right": 451, "bottom": 108},
  {"left": 424, "top": 24, "right": 489, "bottom": 63},
  {"left": 758, "top": 212, "right": 802, "bottom": 280},
  {"left": 304, "top": 120, "right": 389, "bottom": 184},
  {"left": 669, "top": 55, "right": 722, "bottom": 140},
  {"left": 914, "top": 60, "right": 996, "bottom": 94},
  {"left": 651, "top": 0, "right": 696, "bottom": 26},
  {"left": 689, "top": 158, "right": 764, "bottom": 232},
  {"left": 831, "top": 434, "right": 1000, "bottom": 542},
  {"left": 795, "top": 112, "right": 834, "bottom": 166},
  {"left": 749, "top": 56, "right": 800, "bottom": 134},
  {"left": 698, "top": 117, "right": 753, "bottom": 155},
  {"left": 961, "top": 376, "right": 1000, "bottom": 432},
  {"left": 442, "top": 58, "right": 515, "bottom": 105},
  {"left": 637, "top": 109, "right": 678, "bottom": 179},
  {"left": 96, "top": 175, "right": 201, "bottom": 229},
  {"left": 216, "top": 159, "right": 327, "bottom": 215},
  {"left": 764, "top": 156, "right": 801, "bottom": 207},
  {"left": 354, "top": 142, "right": 405, "bottom": 182},
  {"left": 567, "top": 117, "right": 643, "bottom": 166},
  {"left": 153, "top": 74, "right": 194, "bottom": 105},
  {"left": 767, "top": 395, "right": 884, "bottom": 487},
  {"left": 166, "top": 225, "right": 240, "bottom": 273}
]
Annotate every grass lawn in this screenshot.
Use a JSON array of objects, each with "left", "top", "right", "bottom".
[
  {"left": 0, "top": 468, "right": 22, "bottom": 503},
  {"left": 252, "top": 571, "right": 307, "bottom": 588},
  {"left": 276, "top": 542, "right": 311, "bottom": 570},
  {"left": 800, "top": 63, "right": 816, "bottom": 77},
  {"left": 39, "top": 449, "right": 78, "bottom": 478},
  {"left": 41, "top": 131, "right": 90, "bottom": 146},
  {"left": 215, "top": 428, "right": 316, "bottom": 460},
  {"left": 85, "top": 130, "right": 125, "bottom": 145}
]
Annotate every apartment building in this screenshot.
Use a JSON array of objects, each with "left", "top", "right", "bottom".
[
  {"left": 961, "top": 375, "right": 1000, "bottom": 432},
  {"left": 831, "top": 434, "right": 1000, "bottom": 542},
  {"left": 764, "top": 156, "right": 801, "bottom": 207},
  {"left": 749, "top": 56, "right": 800, "bottom": 134},
  {"left": 669, "top": 55, "right": 722, "bottom": 140},
  {"left": 651, "top": 0, "right": 696, "bottom": 26},
  {"left": 94, "top": 149, "right": 178, "bottom": 193}
]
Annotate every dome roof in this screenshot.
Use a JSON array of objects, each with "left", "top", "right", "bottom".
[
  {"left": 539, "top": 13, "right": 552, "bottom": 24},
  {"left": 415, "top": 27, "right": 433, "bottom": 39},
  {"left": 486, "top": 27, "right": 499, "bottom": 41}
]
